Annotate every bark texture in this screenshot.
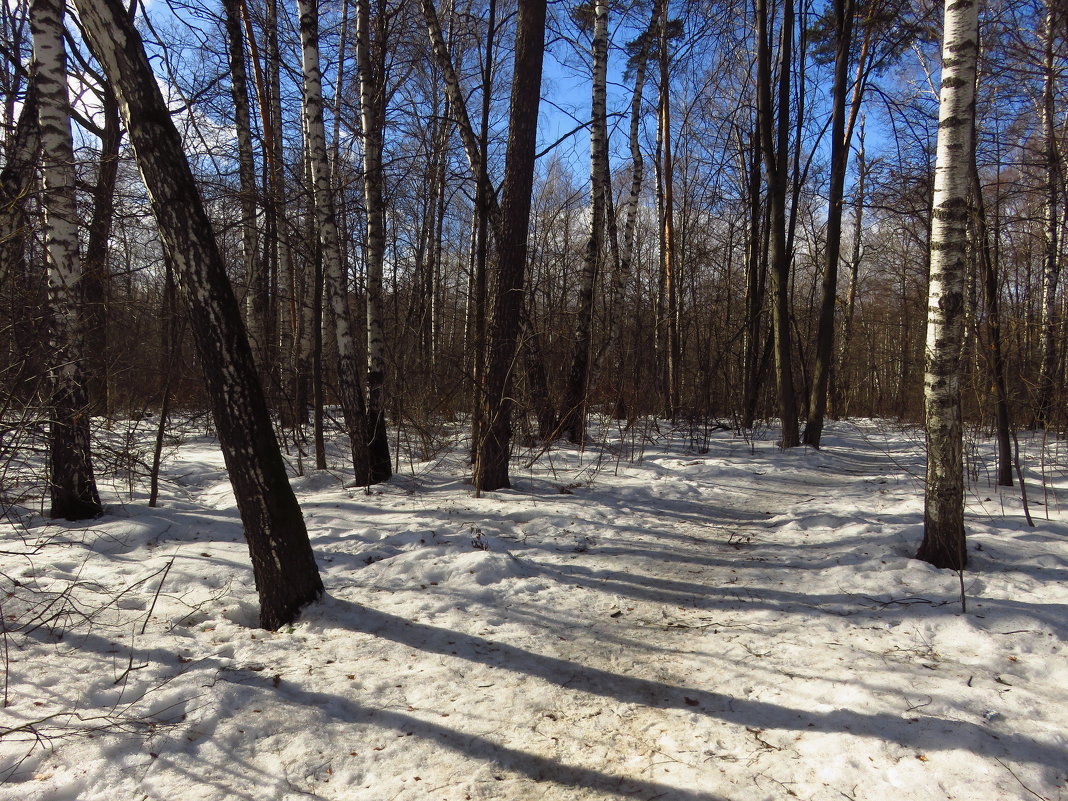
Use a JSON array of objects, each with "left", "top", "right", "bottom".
[
  {"left": 31, "top": 0, "right": 103, "bottom": 520},
  {"left": 73, "top": 0, "right": 323, "bottom": 627},
  {"left": 918, "top": 0, "right": 978, "bottom": 571},
  {"left": 473, "top": 0, "right": 546, "bottom": 492},
  {"left": 355, "top": 0, "right": 393, "bottom": 482},
  {"left": 561, "top": 0, "right": 610, "bottom": 444},
  {"left": 297, "top": 0, "right": 372, "bottom": 484}
]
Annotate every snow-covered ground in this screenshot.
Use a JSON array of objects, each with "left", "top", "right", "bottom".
[{"left": 1, "top": 417, "right": 1066, "bottom": 801}]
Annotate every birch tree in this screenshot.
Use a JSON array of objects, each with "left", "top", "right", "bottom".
[
  {"left": 355, "top": 0, "right": 393, "bottom": 482},
  {"left": 31, "top": 0, "right": 102, "bottom": 520},
  {"left": 72, "top": 0, "right": 323, "bottom": 628},
  {"left": 918, "top": 0, "right": 979, "bottom": 571},
  {"left": 296, "top": 0, "right": 373, "bottom": 485},
  {"left": 561, "top": 0, "right": 610, "bottom": 444}
]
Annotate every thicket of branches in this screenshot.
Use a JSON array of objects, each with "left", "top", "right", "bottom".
[{"left": 0, "top": 0, "right": 1064, "bottom": 499}]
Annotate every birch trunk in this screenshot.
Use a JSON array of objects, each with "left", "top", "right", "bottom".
[
  {"left": 31, "top": 0, "right": 103, "bottom": 520},
  {"left": 297, "top": 0, "right": 372, "bottom": 484},
  {"left": 918, "top": 0, "right": 978, "bottom": 570},
  {"left": 561, "top": 0, "right": 609, "bottom": 444},
  {"left": 1035, "top": 3, "right": 1061, "bottom": 428},
  {"left": 73, "top": 0, "right": 323, "bottom": 627},
  {"left": 355, "top": 0, "right": 392, "bottom": 482}
]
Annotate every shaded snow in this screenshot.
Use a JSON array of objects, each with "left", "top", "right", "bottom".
[{"left": 1, "top": 419, "right": 1066, "bottom": 800}]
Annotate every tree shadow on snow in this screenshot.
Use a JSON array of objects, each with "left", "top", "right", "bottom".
[{"left": 318, "top": 597, "right": 1068, "bottom": 775}]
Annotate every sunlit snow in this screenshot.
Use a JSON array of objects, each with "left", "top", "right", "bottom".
[{"left": 1, "top": 418, "right": 1065, "bottom": 800}]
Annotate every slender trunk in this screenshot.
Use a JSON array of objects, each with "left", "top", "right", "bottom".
[
  {"left": 471, "top": 0, "right": 497, "bottom": 459},
  {"left": 741, "top": 125, "right": 767, "bottom": 428},
  {"left": 223, "top": 0, "right": 262, "bottom": 372},
  {"left": 83, "top": 84, "right": 120, "bottom": 416},
  {"left": 971, "top": 159, "right": 1013, "bottom": 486},
  {"left": 756, "top": 0, "right": 800, "bottom": 446},
  {"left": 355, "top": 0, "right": 392, "bottom": 481},
  {"left": 74, "top": 0, "right": 323, "bottom": 627},
  {"left": 562, "top": 0, "right": 609, "bottom": 444},
  {"left": 473, "top": 0, "right": 546, "bottom": 492},
  {"left": 803, "top": 0, "right": 854, "bottom": 447},
  {"left": 32, "top": 0, "right": 103, "bottom": 520},
  {"left": 656, "top": 0, "right": 679, "bottom": 420},
  {"left": 918, "top": 0, "right": 978, "bottom": 571},
  {"left": 298, "top": 0, "right": 372, "bottom": 484},
  {"left": 1035, "top": 4, "right": 1061, "bottom": 428}
]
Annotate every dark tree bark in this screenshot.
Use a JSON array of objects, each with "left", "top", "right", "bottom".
[
  {"left": 803, "top": 0, "right": 855, "bottom": 447},
  {"left": 756, "top": 0, "right": 800, "bottom": 447},
  {"left": 82, "top": 83, "right": 120, "bottom": 416},
  {"left": 473, "top": 0, "right": 546, "bottom": 492},
  {"left": 73, "top": 0, "right": 323, "bottom": 628}
]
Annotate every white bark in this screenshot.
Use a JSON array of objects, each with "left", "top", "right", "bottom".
[
  {"left": 296, "top": 0, "right": 372, "bottom": 483},
  {"left": 920, "top": 0, "right": 979, "bottom": 570},
  {"left": 32, "top": 0, "right": 102, "bottom": 519}
]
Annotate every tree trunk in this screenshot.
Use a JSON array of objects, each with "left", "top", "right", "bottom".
[
  {"left": 561, "top": 0, "right": 609, "bottom": 444},
  {"left": 970, "top": 158, "right": 1013, "bottom": 487},
  {"left": 222, "top": 0, "right": 262, "bottom": 374},
  {"left": 917, "top": 0, "right": 978, "bottom": 571},
  {"left": 73, "top": 0, "right": 323, "bottom": 628},
  {"left": 656, "top": 0, "right": 679, "bottom": 420},
  {"left": 355, "top": 0, "right": 392, "bottom": 482},
  {"left": 82, "top": 83, "right": 120, "bottom": 416},
  {"left": 756, "top": 0, "right": 800, "bottom": 447},
  {"left": 1035, "top": 3, "right": 1061, "bottom": 429},
  {"left": 298, "top": 0, "right": 372, "bottom": 485},
  {"left": 32, "top": 0, "right": 103, "bottom": 521},
  {"left": 473, "top": 0, "right": 546, "bottom": 492},
  {"left": 803, "top": 0, "right": 854, "bottom": 447}
]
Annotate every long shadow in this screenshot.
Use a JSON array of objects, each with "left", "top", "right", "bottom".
[
  {"left": 323, "top": 596, "right": 1068, "bottom": 773},
  {"left": 221, "top": 669, "right": 730, "bottom": 801}
]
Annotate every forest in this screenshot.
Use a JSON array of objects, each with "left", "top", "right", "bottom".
[{"left": 0, "top": 0, "right": 1067, "bottom": 797}]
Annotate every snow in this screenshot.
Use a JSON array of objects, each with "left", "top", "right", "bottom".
[{"left": 2, "top": 418, "right": 1066, "bottom": 800}]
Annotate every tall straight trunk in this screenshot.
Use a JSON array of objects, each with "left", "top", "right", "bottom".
[
  {"left": 222, "top": 0, "right": 262, "bottom": 368},
  {"left": 240, "top": 0, "right": 272, "bottom": 374},
  {"left": 355, "top": 0, "right": 392, "bottom": 482},
  {"left": 656, "top": 0, "right": 679, "bottom": 420},
  {"left": 918, "top": 0, "right": 978, "bottom": 571},
  {"left": 561, "top": 0, "right": 609, "bottom": 444},
  {"left": 473, "top": 0, "right": 546, "bottom": 492},
  {"left": 298, "top": 0, "right": 372, "bottom": 485},
  {"left": 971, "top": 159, "right": 1012, "bottom": 487},
  {"left": 31, "top": 0, "right": 103, "bottom": 520},
  {"left": 803, "top": 0, "right": 854, "bottom": 447},
  {"left": 1035, "top": 3, "right": 1061, "bottom": 428},
  {"left": 74, "top": 0, "right": 323, "bottom": 628},
  {"left": 265, "top": 0, "right": 298, "bottom": 417},
  {"left": 471, "top": 0, "right": 497, "bottom": 458},
  {"left": 82, "top": 83, "right": 119, "bottom": 415},
  {"left": 756, "top": 0, "right": 800, "bottom": 447},
  {"left": 741, "top": 125, "right": 768, "bottom": 428}
]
